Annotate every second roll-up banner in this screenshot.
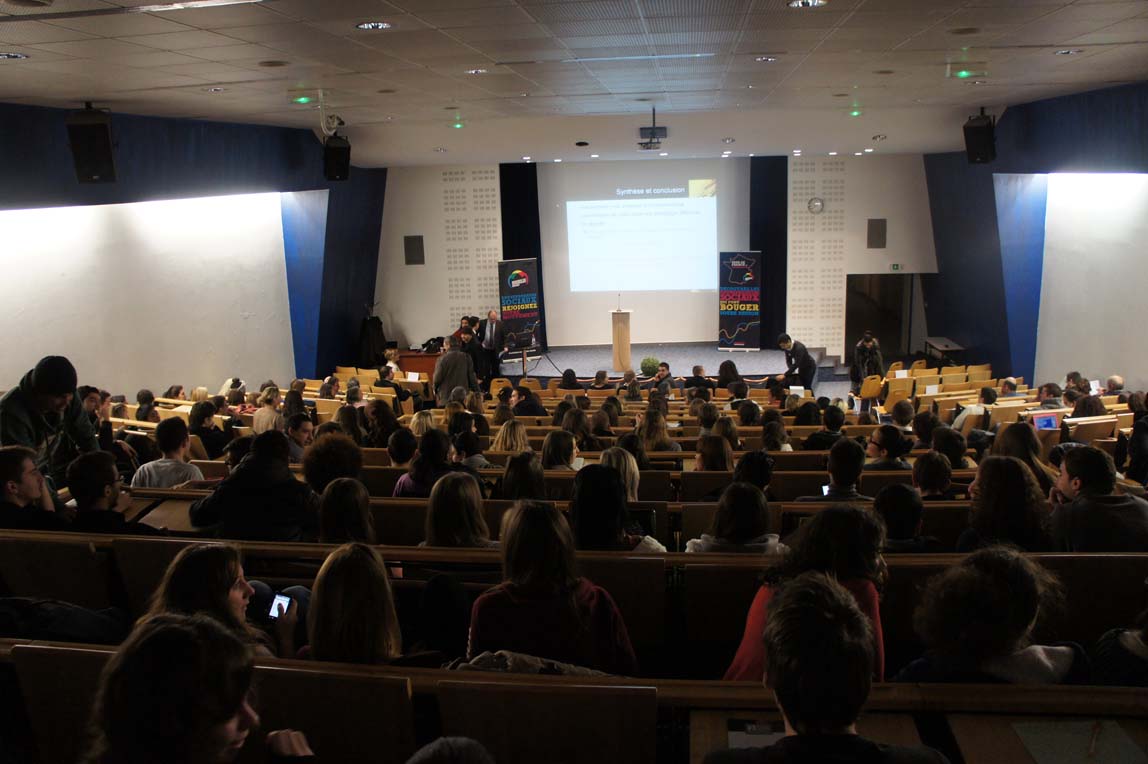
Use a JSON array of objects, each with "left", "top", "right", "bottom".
[
  {"left": 498, "top": 258, "right": 545, "bottom": 349},
  {"left": 718, "top": 251, "right": 762, "bottom": 350}
]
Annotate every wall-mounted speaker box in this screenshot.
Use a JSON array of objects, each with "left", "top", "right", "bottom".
[
  {"left": 963, "top": 115, "right": 996, "bottom": 164},
  {"left": 65, "top": 109, "right": 116, "bottom": 183},
  {"left": 324, "top": 136, "right": 351, "bottom": 181}
]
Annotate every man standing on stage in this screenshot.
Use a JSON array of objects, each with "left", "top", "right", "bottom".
[
  {"left": 772, "top": 333, "right": 817, "bottom": 398},
  {"left": 477, "top": 309, "right": 507, "bottom": 385}
]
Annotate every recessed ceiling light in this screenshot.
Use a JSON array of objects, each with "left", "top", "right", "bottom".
[
  {"left": 788, "top": 0, "right": 828, "bottom": 7},
  {"left": 872, "top": 134, "right": 886, "bottom": 142},
  {"left": 749, "top": 153, "right": 755, "bottom": 156},
  {"left": 754, "top": 56, "right": 777, "bottom": 63},
  {"left": 203, "top": 86, "right": 225, "bottom": 93},
  {"left": 258, "top": 60, "right": 290, "bottom": 67},
  {"left": 575, "top": 141, "right": 589, "bottom": 147},
  {"left": 792, "top": 149, "right": 801, "bottom": 154},
  {"left": 746, "top": 84, "right": 755, "bottom": 89},
  {"left": 722, "top": 137, "right": 735, "bottom": 144},
  {"left": 554, "top": 158, "right": 562, "bottom": 162},
  {"left": 864, "top": 148, "right": 874, "bottom": 153},
  {"left": 562, "top": 53, "right": 713, "bottom": 63},
  {"left": 828, "top": 151, "right": 838, "bottom": 156},
  {"left": 720, "top": 154, "right": 729, "bottom": 158},
  {"left": 659, "top": 152, "right": 668, "bottom": 156},
  {"left": 969, "top": 80, "right": 986, "bottom": 85},
  {"left": 854, "top": 152, "right": 863, "bottom": 156},
  {"left": 355, "top": 21, "right": 391, "bottom": 30},
  {"left": 520, "top": 92, "right": 529, "bottom": 97},
  {"left": 0, "top": 52, "right": 28, "bottom": 60},
  {"left": 465, "top": 68, "right": 487, "bottom": 75},
  {"left": 590, "top": 154, "right": 600, "bottom": 158},
  {"left": 1055, "top": 49, "right": 1083, "bottom": 56},
  {"left": 434, "top": 147, "right": 447, "bottom": 153}
]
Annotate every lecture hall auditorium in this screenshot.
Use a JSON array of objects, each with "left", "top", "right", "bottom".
[{"left": 2, "top": 0, "right": 1148, "bottom": 762}]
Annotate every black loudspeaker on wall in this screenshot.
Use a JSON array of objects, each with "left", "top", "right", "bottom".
[
  {"left": 66, "top": 104, "right": 116, "bottom": 183},
  {"left": 963, "top": 109, "right": 996, "bottom": 164},
  {"left": 324, "top": 135, "right": 351, "bottom": 181}
]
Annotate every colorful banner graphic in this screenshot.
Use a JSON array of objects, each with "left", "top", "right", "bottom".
[
  {"left": 718, "top": 251, "right": 762, "bottom": 349},
  {"left": 498, "top": 258, "right": 544, "bottom": 349}
]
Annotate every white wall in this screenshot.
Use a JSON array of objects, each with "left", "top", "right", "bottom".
[
  {"left": 0, "top": 193, "right": 296, "bottom": 396},
  {"left": 375, "top": 165, "right": 503, "bottom": 347},
  {"left": 787, "top": 154, "right": 938, "bottom": 358},
  {"left": 537, "top": 158, "right": 751, "bottom": 346},
  {"left": 1035, "top": 173, "right": 1148, "bottom": 390}
]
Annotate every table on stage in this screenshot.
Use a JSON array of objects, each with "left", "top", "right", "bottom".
[
  {"left": 397, "top": 350, "right": 442, "bottom": 376},
  {"left": 924, "top": 336, "right": 965, "bottom": 363},
  {"left": 689, "top": 709, "right": 920, "bottom": 763}
]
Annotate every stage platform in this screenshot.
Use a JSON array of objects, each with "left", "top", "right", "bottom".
[{"left": 498, "top": 342, "right": 851, "bottom": 399}]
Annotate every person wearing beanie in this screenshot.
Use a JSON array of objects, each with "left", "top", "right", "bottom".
[{"left": 0, "top": 356, "right": 98, "bottom": 488}]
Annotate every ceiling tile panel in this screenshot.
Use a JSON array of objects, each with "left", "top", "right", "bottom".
[{"left": 121, "top": 30, "right": 244, "bottom": 50}]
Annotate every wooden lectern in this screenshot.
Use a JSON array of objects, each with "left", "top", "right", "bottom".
[{"left": 612, "top": 310, "right": 631, "bottom": 372}]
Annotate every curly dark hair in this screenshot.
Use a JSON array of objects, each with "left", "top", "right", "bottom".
[
  {"left": 763, "top": 505, "right": 885, "bottom": 588},
  {"left": 302, "top": 432, "right": 363, "bottom": 493},
  {"left": 969, "top": 456, "right": 1050, "bottom": 551}
]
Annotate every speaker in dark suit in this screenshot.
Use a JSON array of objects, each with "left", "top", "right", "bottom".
[{"left": 477, "top": 310, "right": 507, "bottom": 383}]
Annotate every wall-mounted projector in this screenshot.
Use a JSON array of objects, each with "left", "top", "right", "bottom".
[{"left": 637, "top": 107, "right": 667, "bottom": 151}]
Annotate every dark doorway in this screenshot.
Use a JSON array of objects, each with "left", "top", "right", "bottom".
[{"left": 846, "top": 274, "right": 911, "bottom": 360}]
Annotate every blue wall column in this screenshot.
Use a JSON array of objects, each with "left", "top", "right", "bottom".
[
  {"left": 993, "top": 174, "right": 1048, "bottom": 383},
  {"left": 281, "top": 190, "right": 330, "bottom": 379}
]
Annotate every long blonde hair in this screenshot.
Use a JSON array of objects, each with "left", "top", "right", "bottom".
[
  {"left": 189, "top": 386, "right": 209, "bottom": 403},
  {"left": 599, "top": 447, "right": 639, "bottom": 502},
  {"left": 307, "top": 543, "right": 401, "bottom": 665},
  {"left": 638, "top": 409, "right": 674, "bottom": 451},
  {"left": 410, "top": 410, "right": 436, "bottom": 437},
  {"left": 257, "top": 386, "right": 279, "bottom": 408},
  {"left": 491, "top": 419, "right": 531, "bottom": 453}
]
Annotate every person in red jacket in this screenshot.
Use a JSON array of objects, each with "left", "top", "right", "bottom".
[
  {"left": 724, "top": 505, "right": 887, "bottom": 682},
  {"left": 467, "top": 500, "right": 638, "bottom": 675}
]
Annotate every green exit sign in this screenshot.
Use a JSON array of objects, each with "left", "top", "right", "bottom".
[{"left": 890, "top": 263, "right": 902, "bottom": 272}]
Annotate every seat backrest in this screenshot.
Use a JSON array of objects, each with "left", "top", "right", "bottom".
[
  {"left": 679, "top": 471, "right": 735, "bottom": 501},
  {"left": 13, "top": 644, "right": 109, "bottom": 764},
  {"left": 858, "top": 375, "right": 883, "bottom": 399},
  {"left": 191, "top": 459, "right": 229, "bottom": 478},
  {"left": 636, "top": 470, "right": 672, "bottom": 501},
  {"left": 909, "top": 359, "right": 927, "bottom": 371},
  {"left": 335, "top": 365, "right": 357, "bottom": 375},
  {"left": 682, "top": 564, "right": 762, "bottom": 677},
  {"left": 681, "top": 503, "right": 718, "bottom": 546},
  {"left": 361, "top": 466, "right": 408, "bottom": 497},
  {"left": 112, "top": 537, "right": 199, "bottom": 615},
  {"left": 886, "top": 361, "right": 904, "bottom": 374},
  {"left": 0, "top": 538, "right": 111, "bottom": 609},
  {"left": 941, "top": 365, "right": 966, "bottom": 375},
  {"left": 519, "top": 378, "right": 542, "bottom": 393},
  {"left": 579, "top": 555, "right": 666, "bottom": 658},
  {"left": 768, "top": 471, "right": 835, "bottom": 502},
  {"left": 438, "top": 680, "right": 657, "bottom": 764},
  {"left": 372, "top": 502, "right": 429, "bottom": 546}
]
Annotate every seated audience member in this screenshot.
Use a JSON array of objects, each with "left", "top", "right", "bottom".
[
  {"left": 557, "top": 368, "right": 584, "bottom": 391},
  {"left": 344, "top": 384, "right": 364, "bottom": 410},
  {"left": 725, "top": 506, "right": 886, "bottom": 681},
  {"left": 711, "top": 416, "right": 743, "bottom": 452},
  {"left": 135, "top": 403, "right": 162, "bottom": 424},
  {"left": 0, "top": 445, "right": 66, "bottom": 529},
  {"left": 794, "top": 401, "right": 822, "bottom": 427},
  {"left": 190, "top": 431, "right": 318, "bottom": 541},
  {"left": 448, "top": 411, "right": 475, "bottom": 440},
  {"left": 913, "top": 451, "right": 962, "bottom": 500},
  {"left": 316, "top": 382, "right": 335, "bottom": 400},
  {"left": 797, "top": 438, "right": 872, "bottom": 502},
  {"left": 733, "top": 451, "right": 775, "bottom": 495},
  {"left": 783, "top": 394, "right": 802, "bottom": 415},
  {"left": 695, "top": 434, "right": 734, "bottom": 472},
  {"left": 468, "top": 500, "right": 638, "bottom": 674},
  {"left": 999, "top": 377, "right": 1023, "bottom": 398},
  {"left": 931, "top": 426, "right": 972, "bottom": 469},
  {"left": 540, "top": 429, "right": 579, "bottom": 470},
  {"left": 302, "top": 431, "right": 362, "bottom": 494},
  {"left": 647, "top": 362, "right": 674, "bottom": 396},
  {"left": 491, "top": 403, "right": 514, "bottom": 426},
  {"left": 82, "top": 614, "right": 313, "bottom": 764},
  {"left": 1062, "top": 387, "right": 1083, "bottom": 410},
  {"left": 951, "top": 387, "right": 996, "bottom": 432},
  {"left": 498, "top": 451, "right": 547, "bottom": 501},
  {"left": 638, "top": 409, "right": 681, "bottom": 453},
  {"left": 624, "top": 379, "right": 643, "bottom": 401},
  {"left": 251, "top": 386, "right": 283, "bottom": 434},
  {"left": 1050, "top": 446, "right": 1148, "bottom": 551},
  {"left": 737, "top": 400, "right": 762, "bottom": 428},
  {"left": 571, "top": 464, "right": 666, "bottom": 552},
  {"left": 222, "top": 435, "right": 252, "bottom": 470},
  {"left": 386, "top": 428, "right": 418, "bottom": 471},
  {"left": 615, "top": 370, "right": 637, "bottom": 393},
  {"left": 616, "top": 432, "right": 653, "bottom": 470},
  {"left": 717, "top": 360, "right": 742, "bottom": 390},
  {"left": 1036, "top": 382, "right": 1064, "bottom": 409},
  {"left": 306, "top": 543, "right": 404, "bottom": 665},
  {"left": 491, "top": 418, "right": 531, "bottom": 454},
  {"left": 600, "top": 446, "right": 640, "bottom": 502},
  {"left": 706, "top": 574, "right": 948, "bottom": 764},
  {"left": 463, "top": 392, "right": 490, "bottom": 437},
  {"left": 407, "top": 738, "right": 495, "bottom": 764},
  {"left": 1069, "top": 394, "right": 1107, "bottom": 421},
  {"left": 318, "top": 477, "right": 375, "bottom": 544},
  {"left": 335, "top": 404, "right": 369, "bottom": 446},
  {"left": 426, "top": 472, "right": 498, "bottom": 548},
  {"left": 727, "top": 380, "right": 751, "bottom": 409},
  {"left": 188, "top": 401, "right": 232, "bottom": 460},
  {"left": 688, "top": 397, "right": 706, "bottom": 419},
  {"left": 1127, "top": 406, "right": 1148, "bottom": 485},
  {"left": 698, "top": 403, "right": 720, "bottom": 437},
  {"left": 588, "top": 370, "right": 611, "bottom": 390},
  {"left": 1105, "top": 375, "right": 1125, "bottom": 394},
  {"left": 990, "top": 422, "right": 1058, "bottom": 495},
  {"left": 684, "top": 365, "right": 717, "bottom": 392},
  {"left": 875, "top": 484, "right": 939, "bottom": 553},
  {"left": 957, "top": 456, "right": 1051, "bottom": 552},
  {"left": 162, "top": 385, "right": 186, "bottom": 401},
  {"left": 285, "top": 413, "right": 314, "bottom": 465},
  {"left": 590, "top": 409, "right": 615, "bottom": 438},
  {"left": 549, "top": 400, "right": 574, "bottom": 428},
  {"left": 137, "top": 388, "right": 156, "bottom": 407},
  {"left": 1065, "top": 370, "right": 1085, "bottom": 391},
  {"left": 802, "top": 404, "right": 846, "bottom": 451},
  {"left": 394, "top": 429, "right": 455, "bottom": 498},
  {"left": 911, "top": 411, "right": 941, "bottom": 450},
  {"left": 686, "top": 483, "right": 784, "bottom": 554},
  {"left": 890, "top": 399, "right": 916, "bottom": 434},
  {"left": 144, "top": 543, "right": 301, "bottom": 658},
  {"left": 281, "top": 390, "right": 315, "bottom": 427},
  {"left": 510, "top": 385, "right": 547, "bottom": 417},
  {"left": 761, "top": 421, "right": 791, "bottom": 452},
  {"left": 454, "top": 430, "right": 493, "bottom": 471},
  {"left": 0, "top": 357, "right": 98, "bottom": 479},
  {"left": 372, "top": 365, "right": 414, "bottom": 415},
  {"left": 896, "top": 547, "right": 1088, "bottom": 684},
  {"left": 409, "top": 410, "right": 436, "bottom": 438},
  {"left": 562, "top": 408, "right": 606, "bottom": 452},
  {"left": 364, "top": 398, "right": 402, "bottom": 447},
  {"left": 865, "top": 424, "right": 912, "bottom": 470},
  {"left": 66, "top": 452, "right": 164, "bottom": 536},
  {"left": 130, "top": 418, "right": 204, "bottom": 489},
  {"left": 1092, "top": 606, "right": 1148, "bottom": 687}
]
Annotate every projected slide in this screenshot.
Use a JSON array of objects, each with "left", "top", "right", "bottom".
[{"left": 566, "top": 180, "right": 718, "bottom": 292}]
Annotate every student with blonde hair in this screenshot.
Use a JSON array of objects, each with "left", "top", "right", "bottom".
[{"left": 491, "top": 418, "right": 531, "bottom": 453}]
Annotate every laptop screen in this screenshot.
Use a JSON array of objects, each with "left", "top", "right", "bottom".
[{"left": 1033, "top": 414, "right": 1059, "bottom": 431}]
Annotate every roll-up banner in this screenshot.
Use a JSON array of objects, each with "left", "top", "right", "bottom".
[
  {"left": 718, "top": 251, "right": 762, "bottom": 350},
  {"left": 498, "top": 258, "right": 544, "bottom": 349}
]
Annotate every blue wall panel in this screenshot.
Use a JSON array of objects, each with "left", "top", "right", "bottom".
[
  {"left": 993, "top": 174, "right": 1048, "bottom": 383},
  {"left": 280, "top": 190, "right": 330, "bottom": 379}
]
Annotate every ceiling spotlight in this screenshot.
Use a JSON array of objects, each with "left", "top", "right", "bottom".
[
  {"left": 433, "top": 147, "right": 447, "bottom": 153},
  {"left": 355, "top": 21, "right": 391, "bottom": 30},
  {"left": 754, "top": 56, "right": 777, "bottom": 63},
  {"left": 590, "top": 154, "right": 600, "bottom": 158},
  {"left": 792, "top": 149, "right": 802, "bottom": 154},
  {"left": 828, "top": 151, "right": 838, "bottom": 156},
  {"left": 864, "top": 148, "right": 874, "bottom": 153},
  {"left": 465, "top": 68, "right": 487, "bottom": 75},
  {"left": 854, "top": 152, "right": 863, "bottom": 156},
  {"left": 746, "top": 85, "right": 755, "bottom": 89},
  {"left": 0, "top": 52, "right": 28, "bottom": 60},
  {"left": 554, "top": 158, "right": 562, "bottom": 162},
  {"left": 749, "top": 153, "right": 755, "bottom": 156},
  {"left": 522, "top": 156, "right": 531, "bottom": 161},
  {"left": 258, "top": 60, "right": 290, "bottom": 67},
  {"left": 1055, "top": 49, "right": 1083, "bottom": 55},
  {"left": 969, "top": 80, "right": 986, "bottom": 85},
  {"left": 203, "top": 86, "right": 225, "bottom": 93},
  {"left": 872, "top": 134, "right": 887, "bottom": 142},
  {"left": 722, "top": 137, "right": 735, "bottom": 144},
  {"left": 520, "top": 92, "right": 529, "bottom": 97},
  {"left": 720, "top": 154, "right": 729, "bottom": 158},
  {"left": 788, "top": 0, "right": 828, "bottom": 7},
  {"left": 659, "top": 152, "right": 668, "bottom": 156}
]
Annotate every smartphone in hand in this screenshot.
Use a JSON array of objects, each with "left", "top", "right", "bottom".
[{"left": 268, "top": 594, "right": 291, "bottom": 620}]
